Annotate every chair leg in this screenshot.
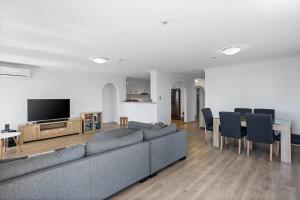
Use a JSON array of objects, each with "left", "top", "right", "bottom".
[
  {"left": 238, "top": 139, "right": 241, "bottom": 154},
  {"left": 270, "top": 144, "right": 273, "bottom": 161},
  {"left": 250, "top": 141, "right": 253, "bottom": 150},
  {"left": 205, "top": 129, "right": 208, "bottom": 142},
  {"left": 243, "top": 137, "right": 247, "bottom": 149},
  {"left": 247, "top": 140, "right": 250, "bottom": 156},
  {"left": 220, "top": 136, "right": 223, "bottom": 150}
]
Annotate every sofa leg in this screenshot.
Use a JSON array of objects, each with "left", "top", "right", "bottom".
[
  {"left": 150, "top": 173, "right": 158, "bottom": 178},
  {"left": 180, "top": 156, "right": 186, "bottom": 161},
  {"left": 139, "top": 177, "right": 149, "bottom": 183}
]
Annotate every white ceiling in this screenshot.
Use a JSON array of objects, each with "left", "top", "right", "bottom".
[{"left": 0, "top": 0, "right": 300, "bottom": 77}]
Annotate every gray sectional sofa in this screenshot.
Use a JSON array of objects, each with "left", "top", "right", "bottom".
[{"left": 0, "top": 121, "right": 187, "bottom": 200}]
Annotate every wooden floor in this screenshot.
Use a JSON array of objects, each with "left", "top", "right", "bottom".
[{"left": 2, "top": 122, "right": 300, "bottom": 199}]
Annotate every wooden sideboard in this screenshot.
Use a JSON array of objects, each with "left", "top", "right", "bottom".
[{"left": 18, "top": 118, "right": 82, "bottom": 144}]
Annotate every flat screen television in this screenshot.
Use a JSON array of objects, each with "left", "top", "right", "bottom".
[{"left": 27, "top": 99, "right": 70, "bottom": 122}]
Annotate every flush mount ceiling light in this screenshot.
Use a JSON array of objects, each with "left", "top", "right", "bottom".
[
  {"left": 91, "top": 57, "right": 108, "bottom": 64},
  {"left": 222, "top": 47, "right": 242, "bottom": 55},
  {"left": 161, "top": 20, "right": 170, "bottom": 25}
]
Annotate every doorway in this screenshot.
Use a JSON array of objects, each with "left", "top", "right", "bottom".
[
  {"left": 102, "top": 83, "right": 118, "bottom": 123},
  {"left": 171, "top": 89, "right": 181, "bottom": 120}
]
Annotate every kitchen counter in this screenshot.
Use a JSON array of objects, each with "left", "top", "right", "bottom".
[{"left": 122, "top": 102, "right": 157, "bottom": 123}]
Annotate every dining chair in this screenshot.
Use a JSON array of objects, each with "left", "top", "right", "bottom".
[
  {"left": 201, "top": 108, "right": 213, "bottom": 142},
  {"left": 254, "top": 109, "right": 275, "bottom": 120},
  {"left": 234, "top": 108, "right": 252, "bottom": 117},
  {"left": 254, "top": 108, "right": 280, "bottom": 155},
  {"left": 246, "top": 113, "right": 278, "bottom": 161},
  {"left": 219, "top": 112, "right": 246, "bottom": 154}
]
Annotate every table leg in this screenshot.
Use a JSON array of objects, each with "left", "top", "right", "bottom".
[
  {"left": 13, "top": 137, "right": 22, "bottom": 152},
  {"left": 213, "top": 119, "right": 220, "bottom": 147},
  {"left": 0, "top": 139, "right": 3, "bottom": 159},
  {"left": 280, "top": 126, "right": 291, "bottom": 164},
  {"left": 4, "top": 139, "right": 7, "bottom": 152}
]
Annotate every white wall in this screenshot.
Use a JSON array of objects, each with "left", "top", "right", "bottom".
[
  {"left": 155, "top": 71, "right": 196, "bottom": 124},
  {"left": 0, "top": 69, "right": 126, "bottom": 129},
  {"left": 102, "top": 83, "right": 118, "bottom": 123},
  {"left": 150, "top": 70, "right": 158, "bottom": 102},
  {"left": 205, "top": 55, "right": 300, "bottom": 135}
]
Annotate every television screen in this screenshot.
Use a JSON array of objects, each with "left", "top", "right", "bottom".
[{"left": 27, "top": 99, "right": 70, "bottom": 122}]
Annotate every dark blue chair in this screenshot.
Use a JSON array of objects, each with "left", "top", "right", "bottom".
[
  {"left": 234, "top": 108, "right": 252, "bottom": 117},
  {"left": 254, "top": 109, "right": 275, "bottom": 120},
  {"left": 254, "top": 108, "right": 280, "bottom": 145},
  {"left": 246, "top": 113, "right": 278, "bottom": 161},
  {"left": 202, "top": 108, "right": 213, "bottom": 142},
  {"left": 219, "top": 112, "right": 246, "bottom": 154}
]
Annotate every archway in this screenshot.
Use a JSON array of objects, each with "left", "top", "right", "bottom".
[
  {"left": 102, "top": 83, "right": 118, "bottom": 123},
  {"left": 195, "top": 78, "right": 205, "bottom": 128},
  {"left": 171, "top": 81, "right": 187, "bottom": 123}
]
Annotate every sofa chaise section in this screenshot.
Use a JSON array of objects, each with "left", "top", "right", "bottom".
[
  {"left": 88, "top": 141, "right": 150, "bottom": 199},
  {"left": 146, "top": 129, "right": 187, "bottom": 175}
]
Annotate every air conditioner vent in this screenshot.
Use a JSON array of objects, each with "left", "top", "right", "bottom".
[{"left": 0, "top": 66, "right": 31, "bottom": 78}]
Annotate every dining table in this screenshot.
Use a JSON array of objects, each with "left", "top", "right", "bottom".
[{"left": 213, "top": 118, "right": 292, "bottom": 164}]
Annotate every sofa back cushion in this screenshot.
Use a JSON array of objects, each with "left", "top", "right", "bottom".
[
  {"left": 93, "top": 128, "right": 137, "bottom": 142},
  {"left": 85, "top": 130, "right": 144, "bottom": 156},
  {"left": 128, "top": 121, "right": 153, "bottom": 130},
  {"left": 0, "top": 145, "right": 85, "bottom": 182},
  {"left": 143, "top": 124, "right": 177, "bottom": 140}
]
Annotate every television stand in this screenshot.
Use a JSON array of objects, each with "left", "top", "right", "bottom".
[{"left": 18, "top": 118, "right": 82, "bottom": 144}]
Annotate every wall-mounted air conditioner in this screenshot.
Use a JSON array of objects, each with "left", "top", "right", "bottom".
[{"left": 0, "top": 66, "right": 31, "bottom": 78}]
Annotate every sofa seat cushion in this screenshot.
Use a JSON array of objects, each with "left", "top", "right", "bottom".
[
  {"left": 0, "top": 145, "right": 85, "bottom": 182},
  {"left": 143, "top": 124, "right": 177, "bottom": 140},
  {"left": 93, "top": 128, "right": 137, "bottom": 142},
  {"left": 85, "top": 130, "right": 144, "bottom": 156},
  {"left": 128, "top": 121, "right": 153, "bottom": 130}
]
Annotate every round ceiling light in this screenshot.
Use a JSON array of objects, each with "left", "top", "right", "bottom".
[
  {"left": 91, "top": 57, "right": 108, "bottom": 64},
  {"left": 222, "top": 47, "right": 242, "bottom": 55}
]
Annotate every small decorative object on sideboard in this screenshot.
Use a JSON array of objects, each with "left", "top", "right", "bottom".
[
  {"left": 81, "top": 112, "right": 103, "bottom": 133},
  {"left": 4, "top": 124, "right": 10, "bottom": 132}
]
